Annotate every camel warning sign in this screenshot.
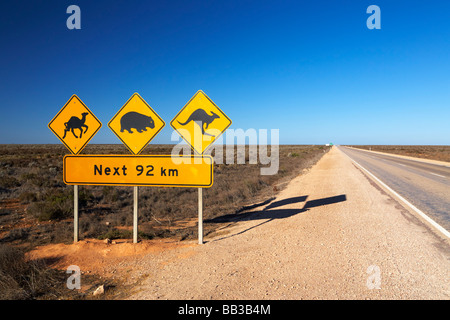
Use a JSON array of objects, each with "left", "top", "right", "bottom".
[
  {"left": 48, "top": 94, "right": 102, "bottom": 155},
  {"left": 170, "top": 90, "right": 232, "bottom": 155},
  {"left": 108, "top": 93, "right": 165, "bottom": 155}
]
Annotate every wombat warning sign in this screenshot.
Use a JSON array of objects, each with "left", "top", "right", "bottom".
[{"left": 108, "top": 93, "right": 165, "bottom": 155}]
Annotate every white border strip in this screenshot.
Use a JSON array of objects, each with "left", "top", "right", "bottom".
[
  {"left": 340, "top": 148, "right": 450, "bottom": 239},
  {"left": 345, "top": 146, "right": 450, "bottom": 168}
]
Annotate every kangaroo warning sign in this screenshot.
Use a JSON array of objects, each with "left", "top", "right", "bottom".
[
  {"left": 48, "top": 94, "right": 102, "bottom": 155},
  {"left": 63, "top": 155, "right": 213, "bottom": 187},
  {"left": 108, "top": 93, "right": 165, "bottom": 155},
  {"left": 170, "top": 90, "right": 232, "bottom": 155}
]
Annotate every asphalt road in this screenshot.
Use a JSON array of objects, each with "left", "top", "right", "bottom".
[{"left": 338, "top": 146, "right": 450, "bottom": 233}]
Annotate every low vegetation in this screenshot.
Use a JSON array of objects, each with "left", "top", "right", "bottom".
[
  {"left": 0, "top": 243, "right": 119, "bottom": 300},
  {"left": 0, "top": 243, "right": 54, "bottom": 299},
  {"left": 0, "top": 144, "right": 329, "bottom": 246},
  {"left": 0, "top": 143, "right": 330, "bottom": 299}
]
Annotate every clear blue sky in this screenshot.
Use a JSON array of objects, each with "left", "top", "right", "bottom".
[{"left": 1, "top": 0, "right": 449, "bottom": 145}]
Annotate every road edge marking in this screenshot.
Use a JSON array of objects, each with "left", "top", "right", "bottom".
[
  {"left": 339, "top": 147, "right": 450, "bottom": 239},
  {"left": 344, "top": 146, "right": 450, "bottom": 168},
  {"left": 429, "top": 172, "right": 446, "bottom": 178}
]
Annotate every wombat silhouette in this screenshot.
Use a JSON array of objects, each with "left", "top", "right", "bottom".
[
  {"left": 120, "top": 112, "right": 155, "bottom": 133},
  {"left": 63, "top": 112, "right": 89, "bottom": 139},
  {"left": 177, "top": 109, "right": 220, "bottom": 137}
]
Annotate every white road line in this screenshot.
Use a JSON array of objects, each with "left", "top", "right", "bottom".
[
  {"left": 344, "top": 146, "right": 450, "bottom": 168},
  {"left": 429, "top": 172, "right": 446, "bottom": 178},
  {"left": 392, "top": 159, "right": 446, "bottom": 178},
  {"left": 378, "top": 155, "right": 447, "bottom": 179},
  {"left": 364, "top": 153, "right": 446, "bottom": 179},
  {"left": 339, "top": 148, "right": 450, "bottom": 239}
]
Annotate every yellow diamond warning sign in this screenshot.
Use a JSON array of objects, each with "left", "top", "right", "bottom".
[
  {"left": 108, "top": 93, "right": 165, "bottom": 155},
  {"left": 170, "top": 90, "right": 232, "bottom": 155},
  {"left": 48, "top": 94, "right": 102, "bottom": 155}
]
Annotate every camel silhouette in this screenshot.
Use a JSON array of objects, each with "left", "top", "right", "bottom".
[{"left": 62, "top": 112, "right": 89, "bottom": 139}]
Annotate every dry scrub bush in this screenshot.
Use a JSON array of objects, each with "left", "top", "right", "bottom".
[
  {"left": 0, "top": 244, "right": 58, "bottom": 299},
  {"left": 1, "top": 145, "right": 330, "bottom": 244}
]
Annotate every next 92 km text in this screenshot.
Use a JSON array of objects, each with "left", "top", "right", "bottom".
[
  {"left": 94, "top": 164, "right": 178, "bottom": 177},
  {"left": 63, "top": 155, "right": 213, "bottom": 188}
]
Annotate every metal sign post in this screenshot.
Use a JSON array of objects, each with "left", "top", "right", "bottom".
[
  {"left": 198, "top": 187, "right": 203, "bottom": 244},
  {"left": 74, "top": 185, "right": 79, "bottom": 243},
  {"left": 133, "top": 186, "right": 139, "bottom": 243}
]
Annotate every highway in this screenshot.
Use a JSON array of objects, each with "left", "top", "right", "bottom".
[{"left": 338, "top": 146, "right": 450, "bottom": 233}]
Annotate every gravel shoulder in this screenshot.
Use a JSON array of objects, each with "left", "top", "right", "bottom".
[{"left": 124, "top": 146, "right": 448, "bottom": 299}]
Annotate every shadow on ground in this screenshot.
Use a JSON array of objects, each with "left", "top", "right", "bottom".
[{"left": 205, "top": 194, "right": 347, "bottom": 241}]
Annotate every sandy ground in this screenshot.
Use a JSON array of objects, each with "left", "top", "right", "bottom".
[{"left": 29, "top": 146, "right": 450, "bottom": 299}]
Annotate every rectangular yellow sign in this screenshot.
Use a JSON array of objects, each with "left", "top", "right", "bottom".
[{"left": 63, "top": 155, "right": 213, "bottom": 188}]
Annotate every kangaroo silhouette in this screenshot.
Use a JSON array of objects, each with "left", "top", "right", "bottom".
[
  {"left": 177, "top": 109, "right": 220, "bottom": 137},
  {"left": 62, "top": 112, "right": 89, "bottom": 139}
]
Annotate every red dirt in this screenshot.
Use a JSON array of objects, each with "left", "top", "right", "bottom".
[{"left": 26, "top": 238, "right": 195, "bottom": 279}]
